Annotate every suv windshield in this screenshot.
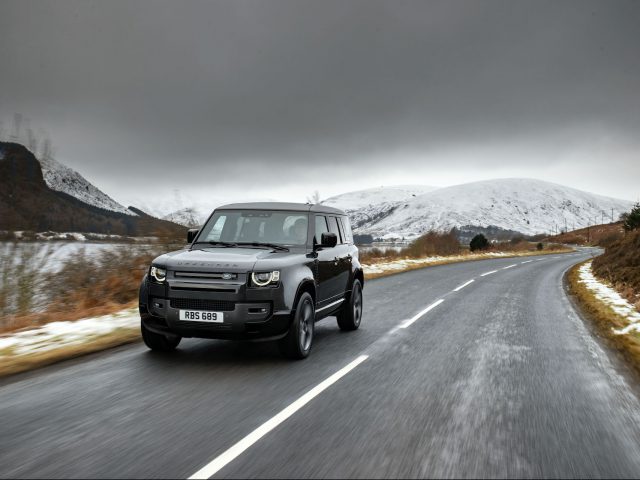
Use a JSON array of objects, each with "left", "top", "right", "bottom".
[{"left": 195, "top": 210, "right": 309, "bottom": 247}]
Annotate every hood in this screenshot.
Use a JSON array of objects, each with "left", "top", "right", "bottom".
[{"left": 154, "top": 247, "right": 299, "bottom": 273}]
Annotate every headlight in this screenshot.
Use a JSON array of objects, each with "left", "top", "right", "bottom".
[
  {"left": 250, "top": 270, "right": 280, "bottom": 287},
  {"left": 150, "top": 266, "right": 167, "bottom": 283}
]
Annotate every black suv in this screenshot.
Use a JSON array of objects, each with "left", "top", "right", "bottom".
[{"left": 139, "top": 202, "right": 364, "bottom": 359}]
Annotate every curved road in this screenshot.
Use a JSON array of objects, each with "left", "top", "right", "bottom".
[{"left": 3, "top": 249, "right": 640, "bottom": 478}]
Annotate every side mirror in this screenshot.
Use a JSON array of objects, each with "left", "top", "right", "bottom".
[
  {"left": 319, "top": 232, "right": 338, "bottom": 249},
  {"left": 187, "top": 228, "right": 199, "bottom": 243}
]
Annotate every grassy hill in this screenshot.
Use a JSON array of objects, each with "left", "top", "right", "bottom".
[{"left": 544, "top": 221, "right": 625, "bottom": 247}]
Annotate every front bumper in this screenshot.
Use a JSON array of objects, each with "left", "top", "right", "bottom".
[{"left": 142, "top": 275, "right": 292, "bottom": 340}]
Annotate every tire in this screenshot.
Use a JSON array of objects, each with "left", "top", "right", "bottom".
[
  {"left": 279, "top": 292, "right": 315, "bottom": 359},
  {"left": 337, "top": 279, "right": 363, "bottom": 331},
  {"left": 141, "top": 313, "right": 181, "bottom": 352}
]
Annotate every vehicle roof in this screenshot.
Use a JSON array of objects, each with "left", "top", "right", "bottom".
[{"left": 215, "top": 202, "right": 345, "bottom": 215}]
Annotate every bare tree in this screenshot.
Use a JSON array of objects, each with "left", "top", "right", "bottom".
[
  {"left": 11, "top": 113, "right": 23, "bottom": 141},
  {"left": 27, "top": 127, "right": 38, "bottom": 153},
  {"left": 306, "top": 190, "right": 321, "bottom": 204},
  {"left": 41, "top": 136, "right": 53, "bottom": 161}
]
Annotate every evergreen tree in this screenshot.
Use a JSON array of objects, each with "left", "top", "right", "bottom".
[
  {"left": 622, "top": 203, "right": 640, "bottom": 231},
  {"left": 470, "top": 234, "right": 489, "bottom": 252}
]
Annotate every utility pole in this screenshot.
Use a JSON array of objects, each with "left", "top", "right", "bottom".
[{"left": 611, "top": 208, "right": 614, "bottom": 223}]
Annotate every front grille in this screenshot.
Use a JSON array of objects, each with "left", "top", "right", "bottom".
[
  {"left": 170, "top": 298, "right": 235, "bottom": 311},
  {"left": 174, "top": 271, "right": 238, "bottom": 280}
]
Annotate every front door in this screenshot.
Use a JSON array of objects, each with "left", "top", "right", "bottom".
[{"left": 313, "top": 215, "right": 342, "bottom": 307}]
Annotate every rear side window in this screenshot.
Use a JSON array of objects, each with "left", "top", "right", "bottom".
[
  {"left": 338, "top": 217, "right": 353, "bottom": 244},
  {"left": 314, "top": 215, "right": 329, "bottom": 244},
  {"left": 327, "top": 216, "right": 342, "bottom": 243}
]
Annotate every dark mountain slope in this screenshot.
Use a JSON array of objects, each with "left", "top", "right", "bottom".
[{"left": 0, "top": 142, "right": 184, "bottom": 236}]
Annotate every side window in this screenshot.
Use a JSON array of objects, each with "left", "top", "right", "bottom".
[
  {"left": 336, "top": 217, "right": 346, "bottom": 244},
  {"left": 337, "top": 217, "right": 353, "bottom": 244},
  {"left": 327, "top": 216, "right": 342, "bottom": 243},
  {"left": 314, "top": 215, "right": 329, "bottom": 244}
]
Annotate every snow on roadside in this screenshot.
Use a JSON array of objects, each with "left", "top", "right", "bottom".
[
  {"left": 578, "top": 261, "right": 640, "bottom": 335},
  {"left": 362, "top": 251, "right": 512, "bottom": 275},
  {"left": 0, "top": 308, "right": 139, "bottom": 357}
]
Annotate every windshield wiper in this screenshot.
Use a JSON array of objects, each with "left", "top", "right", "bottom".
[
  {"left": 236, "top": 242, "right": 290, "bottom": 252},
  {"left": 196, "top": 241, "right": 238, "bottom": 248}
]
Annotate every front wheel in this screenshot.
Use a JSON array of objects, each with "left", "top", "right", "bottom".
[
  {"left": 337, "top": 279, "right": 363, "bottom": 331},
  {"left": 279, "top": 292, "right": 315, "bottom": 359},
  {"left": 141, "top": 314, "right": 181, "bottom": 352}
]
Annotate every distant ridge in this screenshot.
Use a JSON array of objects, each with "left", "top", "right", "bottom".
[{"left": 332, "top": 178, "right": 634, "bottom": 239}]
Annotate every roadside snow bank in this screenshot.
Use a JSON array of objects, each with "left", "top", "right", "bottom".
[
  {"left": 578, "top": 261, "right": 640, "bottom": 334},
  {"left": 362, "top": 251, "right": 512, "bottom": 276},
  {"left": 0, "top": 308, "right": 139, "bottom": 356}
]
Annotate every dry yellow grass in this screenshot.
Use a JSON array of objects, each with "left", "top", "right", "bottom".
[
  {"left": 566, "top": 261, "right": 640, "bottom": 377},
  {"left": 0, "top": 327, "right": 140, "bottom": 378}
]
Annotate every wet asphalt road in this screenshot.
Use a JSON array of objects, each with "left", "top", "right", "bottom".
[{"left": 3, "top": 248, "right": 640, "bottom": 478}]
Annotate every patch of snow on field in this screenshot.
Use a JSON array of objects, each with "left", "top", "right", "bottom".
[
  {"left": 362, "top": 251, "right": 512, "bottom": 275},
  {"left": 578, "top": 261, "right": 640, "bottom": 334},
  {"left": 0, "top": 308, "right": 139, "bottom": 356}
]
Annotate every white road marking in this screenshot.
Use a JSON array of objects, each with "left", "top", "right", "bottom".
[
  {"left": 400, "top": 299, "right": 445, "bottom": 329},
  {"left": 481, "top": 270, "right": 498, "bottom": 276},
  {"left": 188, "top": 355, "right": 369, "bottom": 479},
  {"left": 453, "top": 279, "right": 474, "bottom": 292},
  {"left": 521, "top": 260, "right": 533, "bottom": 264},
  {"left": 502, "top": 264, "right": 517, "bottom": 270}
]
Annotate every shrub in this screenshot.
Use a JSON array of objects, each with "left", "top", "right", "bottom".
[
  {"left": 0, "top": 236, "right": 184, "bottom": 333},
  {"left": 470, "top": 234, "right": 489, "bottom": 252},
  {"left": 402, "top": 230, "right": 459, "bottom": 257},
  {"left": 537, "top": 242, "right": 544, "bottom": 251}
]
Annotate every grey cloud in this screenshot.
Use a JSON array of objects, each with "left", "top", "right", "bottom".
[{"left": 1, "top": 0, "right": 638, "bottom": 205}]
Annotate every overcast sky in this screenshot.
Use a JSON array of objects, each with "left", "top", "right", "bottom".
[{"left": 1, "top": 0, "right": 638, "bottom": 214}]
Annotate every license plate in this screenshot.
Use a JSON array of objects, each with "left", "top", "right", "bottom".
[{"left": 179, "top": 310, "right": 224, "bottom": 323}]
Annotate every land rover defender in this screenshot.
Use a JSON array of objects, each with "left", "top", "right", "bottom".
[{"left": 139, "top": 202, "right": 364, "bottom": 359}]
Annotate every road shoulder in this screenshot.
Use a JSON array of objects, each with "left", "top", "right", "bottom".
[{"left": 565, "top": 260, "right": 640, "bottom": 380}]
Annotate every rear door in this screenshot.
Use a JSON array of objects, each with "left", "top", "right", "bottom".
[
  {"left": 330, "top": 216, "right": 352, "bottom": 295},
  {"left": 327, "top": 215, "right": 351, "bottom": 300}
]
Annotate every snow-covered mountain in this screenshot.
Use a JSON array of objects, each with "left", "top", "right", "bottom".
[
  {"left": 345, "top": 178, "right": 634, "bottom": 239},
  {"left": 323, "top": 185, "right": 438, "bottom": 232},
  {"left": 38, "top": 156, "right": 135, "bottom": 216},
  {"left": 162, "top": 206, "right": 212, "bottom": 227},
  {"left": 156, "top": 197, "right": 282, "bottom": 227},
  {"left": 323, "top": 185, "right": 438, "bottom": 211}
]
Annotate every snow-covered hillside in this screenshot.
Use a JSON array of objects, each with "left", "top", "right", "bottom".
[
  {"left": 323, "top": 185, "right": 437, "bottom": 211},
  {"left": 347, "top": 178, "right": 634, "bottom": 238},
  {"left": 323, "top": 185, "right": 438, "bottom": 232},
  {"left": 158, "top": 197, "right": 280, "bottom": 227},
  {"left": 162, "top": 206, "right": 212, "bottom": 227},
  {"left": 38, "top": 156, "right": 135, "bottom": 216}
]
